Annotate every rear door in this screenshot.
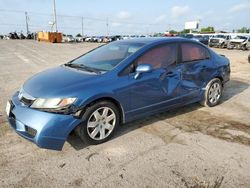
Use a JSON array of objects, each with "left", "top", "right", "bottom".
[{"left": 178, "top": 42, "right": 213, "bottom": 102}]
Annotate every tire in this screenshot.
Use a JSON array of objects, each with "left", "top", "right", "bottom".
[
  {"left": 242, "top": 46, "right": 247, "bottom": 51},
  {"left": 219, "top": 43, "right": 224, "bottom": 49},
  {"left": 200, "top": 78, "right": 223, "bottom": 107},
  {"left": 76, "top": 101, "right": 120, "bottom": 145},
  {"left": 248, "top": 54, "right": 250, "bottom": 63}
]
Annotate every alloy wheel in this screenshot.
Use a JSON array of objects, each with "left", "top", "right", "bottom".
[
  {"left": 87, "top": 107, "right": 116, "bottom": 140},
  {"left": 208, "top": 82, "right": 221, "bottom": 104}
]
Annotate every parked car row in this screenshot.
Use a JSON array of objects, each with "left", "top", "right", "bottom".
[
  {"left": 1, "top": 31, "right": 249, "bottom": 51},
  {"left": 62, "top": 35, "right": 149, "bottom": 43},
  {"left": 177, "top": 33, "right": 250, "bottom": 51},
  {"left": 0, "top": 32, "right": 148, "bottom": 43},
  {"left": 0, "top": 32, "right": 36, "bottom": 40},
  {"left": 208, "top": 34, "right": 250, "bottom": 51}
]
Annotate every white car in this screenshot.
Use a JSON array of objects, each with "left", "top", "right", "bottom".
[
  {"left": 63, "top": 35, "right": 75, "bottom": 42},
  {"left": 84, "top": 37, "right": 92, "bottom": 42},
  {"left": 227, "top": 36, "right": 249, "bottom": 50},
  {"left": 75, "top": 36, "right": 84, "bottom": 42},
  {"left": 209, "top": 35, "right": 231, "bottom": 48}
]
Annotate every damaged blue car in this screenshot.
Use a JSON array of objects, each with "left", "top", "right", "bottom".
[{"left": 6, "top": 37, "right": 230, "bottom": 150}]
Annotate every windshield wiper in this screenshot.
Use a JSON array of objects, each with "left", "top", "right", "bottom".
[{"left": 64, "top": 63, "right": 101, "bottom": 74}]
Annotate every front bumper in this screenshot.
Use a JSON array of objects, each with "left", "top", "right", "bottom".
[
  {"left": 209, "top": 42, "right": 221, "bottom": 47},
  {"left": 7, "top": 92, "right": 81, "bottom": 150}
]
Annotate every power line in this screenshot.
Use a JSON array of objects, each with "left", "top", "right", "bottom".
[
  {"left": 0, "top": 9, "right": 169, "bottom": 26},
  {"left": 0, "top": 9, "right": 179, "bottom": 35}
]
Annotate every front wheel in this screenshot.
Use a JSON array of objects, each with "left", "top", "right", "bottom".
[
  {"left": 76, "top": 101, "right": 120, "bottom": 145},
  {"left": 200, "top": 78, "right": 223, "bottom": 107}
]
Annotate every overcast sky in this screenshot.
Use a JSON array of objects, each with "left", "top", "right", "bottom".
[{"left": 0, "top": 0, "right": 249, "bottom": 35}]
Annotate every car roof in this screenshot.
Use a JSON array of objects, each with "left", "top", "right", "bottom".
[{"left": 116, "top": 37, "right": 195, "bottom": 45}]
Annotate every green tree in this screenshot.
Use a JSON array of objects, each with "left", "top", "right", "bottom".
[
  {"left": 200, "top": 26, "right": 214, "bottom": 33},
  {"left": 180, "top": 29, "right": 190, "bottom": 34},
  {"left": 169, "top": 30, "right": 178, "bottom": 34},
  {"left": 237, "top": 27, "right": 250, "bottom": 33}
]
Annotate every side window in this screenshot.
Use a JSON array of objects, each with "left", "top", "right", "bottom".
[
  {"left": 181, "top": 43, "right": 209, "bottom": 62},
  {"left": 136, "top": 44, "right": 177, "bottom": 69},
  {"left": 119, "top": 44, "right": 177, "bottom": 76}
]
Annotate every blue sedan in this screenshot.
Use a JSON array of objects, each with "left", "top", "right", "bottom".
[{"left": 6, "top": 38, "right": 230, "bottom": 150}]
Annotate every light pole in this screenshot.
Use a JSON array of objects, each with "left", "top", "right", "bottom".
[
  {"left": 25, "top": 11, "right": 29, "bottom": 35},
  {"left": 53, "top": 0, "right": 58, "bottom": 32},
  {"left": 81, "top": 17, "right": 84, "bottom": 36},
  {"left": 106, "top": 18, "right": 109, "bottom": 36}
]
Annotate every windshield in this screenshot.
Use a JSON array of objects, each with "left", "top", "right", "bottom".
[
  {"left": 215, "top": 35, "right": 226, "bottom": 38},
  {"left": 70, "top": 42, "right": 145, "bottom": 71},
  {"left": 235, "top": 36, "right": 247, "bottom": 40},
  {"left": 194, "top": 35, "right": 202, "bottom": 38},
  {"left": 179, "top": 34, "right": 193, "bottom": 38}
]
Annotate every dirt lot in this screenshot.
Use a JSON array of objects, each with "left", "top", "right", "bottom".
[{"left": 0, "top": 40, "right": 250, "bottom": 188}]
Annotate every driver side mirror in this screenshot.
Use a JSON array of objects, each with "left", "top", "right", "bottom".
[{"left": 134, "top": 64, "right": 153, "bottom": 79}]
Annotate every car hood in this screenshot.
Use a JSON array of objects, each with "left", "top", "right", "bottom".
[
  {"left": 211, "top": 38, "right": 224, "bottom": 40},
  {"left": 23, "top": 65, "right": 98, "bottom": 98},
  {"left": 229, "top": 39, "right": 246, "bottom": 43}
]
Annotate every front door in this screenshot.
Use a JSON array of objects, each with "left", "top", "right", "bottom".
[{"left": 127, "top": 43, "right": 181, "bottom": 119}]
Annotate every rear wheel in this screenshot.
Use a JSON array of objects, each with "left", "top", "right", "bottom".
[
  {"left": 200, "top": 78, "right": 223, "bottom": 107},
  {"left": 76, "top": 101, "right": 120, "bottom": 145}
]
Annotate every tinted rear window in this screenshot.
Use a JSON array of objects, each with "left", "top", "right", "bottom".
[{"left": 181, "top": 43, "right": 209, "bottom": 62}]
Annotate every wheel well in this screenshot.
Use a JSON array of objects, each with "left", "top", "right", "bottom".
[
  {"left": 83, "top": 97, "right": 124, "bottom": 124},
  {"left": 215, "top": 76, "right": 224, "bottom": 86}
]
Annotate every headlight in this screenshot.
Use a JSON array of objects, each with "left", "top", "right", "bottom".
[{"left": 31, "top": 97, "right": 77, "bottom": 109}]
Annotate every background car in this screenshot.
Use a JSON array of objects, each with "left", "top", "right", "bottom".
[
  {"left": 177, "top": 34, "right": 194, "bottom": 39},
  {"left": 227, "top": 35, "right": 249, "bottom": 50},
  {"left": 192, "top": 35, "right": 209, "bottom": 45},
  {"left": 63, "top": 34, "right": 75, "bottom": 42},
  {"left": 209, "top": 35, "right": 231, "bottom": 48},
  {"left": 178, "top": 34, "right": 208, "bottom": 45},
  {"left": 75, "top": 35, "right": 84, "bottom": 42},
  {"left": 84, "top": 36, "right": 92, "bottom": 42}
]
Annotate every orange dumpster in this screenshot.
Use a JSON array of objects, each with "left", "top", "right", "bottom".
[{"left": 37, "top": 32, "right": 62, "bottom": 43}]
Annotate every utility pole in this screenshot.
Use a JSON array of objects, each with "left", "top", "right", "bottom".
[
  {"left": 25, "top": 12, "right": 29, "bottom": 35},
  {"left": 53, "top": 0, "right": 58, "bottom": 32},
  {"left": 81, "top": 17, "right": 84, "bottom": 36},
  {"left": 106, "top": 18, "right": 109, "bottom": 36}
]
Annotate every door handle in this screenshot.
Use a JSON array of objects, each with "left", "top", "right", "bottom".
[
  {"left": 165, "top": 71, "right": 175, "bottom": 77},
  {"left": 159, "top": 71, "right": 175, "bottom": 80}
]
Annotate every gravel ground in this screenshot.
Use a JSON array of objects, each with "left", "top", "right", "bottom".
[{"left": 0, "top": 40, "right": 250, "bottom": 188}]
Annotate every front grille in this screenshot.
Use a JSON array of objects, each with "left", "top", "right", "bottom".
[
  {"left": 25, "top": 126, "right": 37, "bottom": 138},
  {"left": 230, "top": 42, "right": 240, "bottom": 45},
  {"left": 210, "top": 39, "right": 219, "bottom": 43}
]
